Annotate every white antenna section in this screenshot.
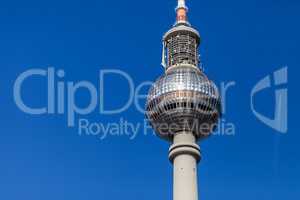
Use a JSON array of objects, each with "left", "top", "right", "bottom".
[{"left": 176, "top": 0, "right": 188, "bottom": 10}]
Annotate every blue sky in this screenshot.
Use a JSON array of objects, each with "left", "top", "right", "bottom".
[{"left": 0, "top": 0, "right": 298, "bottom": 199}]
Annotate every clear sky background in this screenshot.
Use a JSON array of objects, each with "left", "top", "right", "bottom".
[{"left": 0, "top": 0, "right": 298, "bottom": 199}]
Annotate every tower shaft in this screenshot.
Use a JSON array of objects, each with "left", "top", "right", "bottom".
[
  {"left": 169, "top": 133, "right": 201, "bottom": 200},
  {"left": 146, "top": 1, "right": 221, "bottom": 200}
]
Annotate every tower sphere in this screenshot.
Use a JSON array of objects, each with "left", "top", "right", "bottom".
[
  {"left": 146, "top": 65, "right": 221, "bottom": 141},
  {"left": 145, "top": 0, "right": 221, "bottom": 141}
]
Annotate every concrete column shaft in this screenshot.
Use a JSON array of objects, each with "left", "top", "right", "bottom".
[{"left": 169, "top": 133, "right": 201, "bottom": 200}]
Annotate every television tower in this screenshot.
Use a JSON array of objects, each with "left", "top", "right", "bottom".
[{"left": 146, "top": 1, "right": 221, "bottom": 200}]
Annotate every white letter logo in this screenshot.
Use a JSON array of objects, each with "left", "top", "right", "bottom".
[
  {"left": 251, "top": 67, "right": 288, "bottom": 133},
  {"left": 14, "top": 69, "right": 47, "bottom": 114}
]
